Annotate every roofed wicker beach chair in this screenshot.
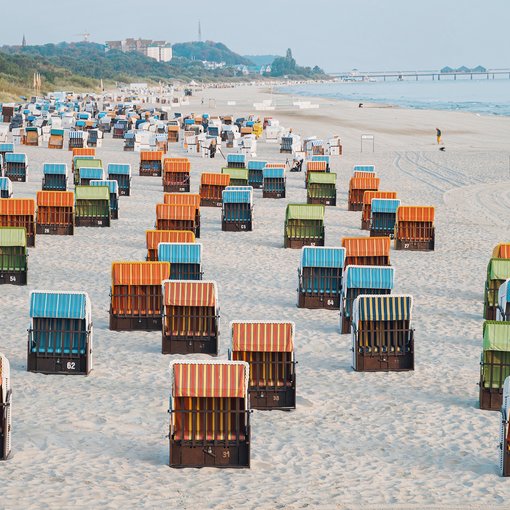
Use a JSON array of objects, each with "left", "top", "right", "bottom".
[
  {"left": 221, "top": 167, "right": 249, "bottom": 187},
  {"left": 348, "top": 176, "right": 379, "bottom": 211},
  {"left": 139, "top": 150, "right": 163, "bottom": 177},
  {"left": 0, "top": 198, "right": 36, "bottom": 247},
  {"left": 162, "top": 280, "right": 219, "bottom": 355},
  {"left": 163, "top": 158, "right": 191, "bottom": 192},
  {"left": 0, "top": 353, "right": 12, "bottom": 460},
  {"left": 36, "top": 191, "right": 74, "bottom": 235},
  {"left": 307, "top": 172, "right": 337, "bottom": 206},
  {"left": 370, "top": 198, "right": 401, "bottom": 238},
  {"left": 164, "top": 193, "right": 201, "bottom": 237},
  {"left": 68, "top": 130, "right": 86, "bottom": 150},
  {"left": 74, "top": 185, "right": 110, "bottom": 227},
  {"left": 297, "top": 246, "right": 345, "bottom": 309},
  {"left": 229, "top": 321, "right": 296, "bottom": 410},
  {"left": 351, "top": 294, "right": 414, "bottom": 371},
  {"left": 340, "top": 265, "right": 395, "bottom": 334},
  {"left": 262, "top": 166, "right": 286, "bottom": 199},
  {"left": 484, "top": 258, "right": 510, "bottom": 320},
  {"left": 200, "top": 173, "right": 230, "bottom": 207},
  {"left": 247, "top": 160, "right": 267, "bottom": 189},
  {"left": 145, "top": 229, "right": 195, "bottom": 261},
  {"left": 48, "top": 128, "right": 64, "bottom": 149},
  {"left": 158, "top": 243, "right": 203, "bottom": 280},
  {"left": 168, "top": 360, "right": 251, "bottom": 468},
  {"left": 222, "top": 187, "right": 253, "bottom": 232},
  {"left": 305, "top": 160, "right": 328, "bottom": 188},
  {"left": 73, "top": 158, "right": 102, "bottom": 185},
  {"left": 109, "top": 261, "right": 170, "bottom": 331},
  {"left": 361, "top": 191, "right": 398, "bottom": 230},
  {"left": 0, "top": 227, "right": 28, "bottom": 285},
  {"left": 42, "top": 163, "right": 68, "bottom": 191},
  {"left": 156, "top": 204, "right": 199, "bottom": 238},
  {"left": 107, "top": 164, "right": 132, "bottom": 196},
  {"left": 4, "top": 153, "right": 28, "bottom": 182},
  {"left": 27, "top": 291, "right": 93, "bottom": 375},
  {"left": 480, "top": 321, "right": 510, "bottom": 411},
  {"left": 284, "top": 204, "right": 325, "bottom": 249},
  {"left": 90, "top": 180, "right": 119, "bottom": 220},
  {"left": 395, "top": 206, "right": 435, "bottom": 251},
  {"left": 226, "top": 153, "right": 246, "bottom": 169}
]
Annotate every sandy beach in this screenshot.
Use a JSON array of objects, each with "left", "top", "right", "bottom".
[{"left": 1, "top": 84, "right": 510, "bottom": 509}]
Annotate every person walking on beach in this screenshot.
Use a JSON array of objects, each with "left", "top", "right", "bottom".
[{"left": 436, "top": 128, "right": 442, "bottom": 144}]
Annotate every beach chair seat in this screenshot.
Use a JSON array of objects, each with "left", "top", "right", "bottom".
[
  {"left": 42, "top": 163, "right": 68, "bottom": 191},
  {"left": 307, "top": 172, "right": 337, "bottom": 206},
  {"left": 36, "top": 191, "right": 74, "bottom": 235},
  {"left": 4, "top": 153, "right": 28, "bottom": 182},
  {"left": 262, "top": 166, "right": 286, "bottom": 199},
  {"left": 284, "top": 204, "right": 325, "bottom": 249},
  {"left": 75, "top": 186, "right": 110, "bottom": 227},
  {"left": 107, "top": 164, "right": 131, "bottom": 196},
  {"left": 222, "top": 188, "right": 253, "bottom": 232},
  {"left": 247, "top": 160, "right": 266, "bottom": 189},
  {"left": 169, "top": 361, "right": 250, "bottom": 468}
]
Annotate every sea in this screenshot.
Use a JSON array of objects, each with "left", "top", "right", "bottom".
[{"left": 280, "top": 77, "right": 510, "bottom": 116}]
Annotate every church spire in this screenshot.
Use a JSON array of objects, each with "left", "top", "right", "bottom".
[{"left": 22, "top": 34, "right": 26, "bottom": 47}]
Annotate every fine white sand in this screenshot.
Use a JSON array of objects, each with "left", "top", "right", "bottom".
[{"left": 1, "top": 85, "right": 510, "bottom": 509}]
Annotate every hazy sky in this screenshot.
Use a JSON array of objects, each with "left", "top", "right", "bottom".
[{"left": 2, "top": 0, "right": 508, "bottom": 71}]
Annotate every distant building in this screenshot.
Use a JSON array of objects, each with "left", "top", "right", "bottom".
[
  {"left": 106, "top": 38, "right": 172, "bottom": 62},
  {"left": 441, "top": 65, "right": 487, "bottom": 74}
]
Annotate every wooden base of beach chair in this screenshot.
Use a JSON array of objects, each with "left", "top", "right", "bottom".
[
  {"left": 75, "top": 217, "right": 110, "bottom": 227},
  {"left": 36, "top": 224, "right": 74, "bottom": 236},
  {"left": 262, "top": 191, "right": 285, "bottom": 199},
  {"left": 123, "top": 146, "right": 134, "bottom": 151},
  {"left": 118, "top": 188, "right": 130, "bottom": 197},
  {"left": 479, "top": 386, "right": 503, "bottom": 411},
  {"left": 27, "top": 351, "right": 90, "bottom": 375},
  {"left": 48, "top": 144, "right": 63, "bottom": 150},
  {"left": 297, "top": 293, "right": 340, "bottom": 309},
  {"left": 221, "top": 220, "right": 252, "bottom": 232},
  {"left": 248, "top": 182, "right": 263, "bottom": 189},
  {"left": 0, "top": 270, "right": 27, "bottom": 286},
  {"left": 395, "top": 239, "right": 434, "bottom": 251},
  {"left": 348, "top": 202, "right": 362, "bottom": 212},
  {"left": 111, "top": 210, "right": 119, "bottom": 220},
  {"left": 139, "top": 169, "right": 162, "bottom": 177},
  {"left": 170, "top": 441, "right": 250, "bottom": 468},
  {"left": 249, "top": 386, "right": 296, "bottom": 410},
  {"left": 361, "top": 219, "right": 371, "bottom": 230},
  {"left": 164, "top": 184, "right": 190, "bottom": 193},
  {"left": 307, "top": 197, "right": 336, "bottom": 206},
  {"left": 200, "top": 198, "right": 223, "bottom": 208},
  {"left": 370, "top": 229, "right": 394, "bottom": 239},
  {"left": 5, "top": 174, "right": 26, "bottom": 183},
  {"left": 162, "top": 335, "right": 218, "bottom": 355},
  {"left": 353, "top": 351, "right": 414, "bottom": 372},
  {"left": 341, "top": 314, "right": 351, "bottom": 334},
  {"left": 109, "top": 314, "right": 162, "bottom": 332},
  {"left": 284, "top": 238, "right": 325, "bottom": 249}
]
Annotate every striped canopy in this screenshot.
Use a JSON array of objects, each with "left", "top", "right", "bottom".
[
  {"left": 487, "top": 259, "right": 510, "bottom": 281},
  {"left": 342, "top": 237, "right": 390, "bottom": 257},
  {"left": 146, "top": 230, "right": 195, "bottom": 250},
  {"left": 158, "top": 243, "right": 202, "bottom": 264},
  {"left": 163, "top": 158, "right": 190, "bottom": 173},
  {"left": 227, "top": 154, "right": 246, "bottom": 163},
  {"left": 43, "top": 163, "right": 67, "bottom": 176},
  {"left": 231, "top": 321, "right": 294, "bottom": 353},
  {"left": 29, "top": 291, "right": 90, "bottom": 321},
  {"left": 300, "top": 246, "right": 345, "bottom": 269},
  {"left": 263, "top": 167, "right": 285, "bottom": 179},
  {"left": 349, "top": 177, "right": 380, "bottom": 190},
  {"left": 112, "top": 261, "right": 170, "bottom": 285},
  {"left": 308, "top": 172, "right": 336, "bottom": 185},
  {"left": 5, "top": 153, "right": 27, "bottom": 163},
  {"left": 353, "top": 165, "right": 375, "bottom": 172},
  {"left": 72, "top": 148, "right": 95, "bottom": 158},
  {"left": 69, "top": 131, "right": 84, "bottom": 139},
  {"left": 397, "top": 206, "right": 435, "bottom": 223},
  {"left": 140, "top": 151, "right": 163, "bottom": 161},
  {"left": 37, "top": 191, "right": 74, "bottom": 207},
  {"left": 222, "top": 189, "right": 253, "bottom": 204},
  {"left": 156, "top": 204, "right": 196, "bottom": 221},
  {"left": 0, "top": 227, "right": 27, "bottom": 247},
  {"left": 0, "top": 144, "right": 14, "bottom": 153},
  {"left": 75, "top": 186, "right": 109, "bottom": 201},
  {"left": 354, "top": 294, "right": 413, "bottom": 322},
  {"left": 171, "top": 360, "right": 248, "bottom": 398},
  {"left": 371, "top": 198, "right": 401, "bottom": 214},
  {"left": 108, "top": 163, "right": 131, "bottom": 176},
  {"left": 362, "top": 191, "right": 398, "bottom": 207},
  {"left": 201, "top": 173, "right": 230, "bottom": 186},
  {"left": 90, "top": 180, "right": 119, "bottom": 195},
  {"left": 163, "top": 280, "right": 217, "bottom": 307},
  {"left": 247, "top": 160, "right": 267, "bottom": 170},
  {"left": 306, "top": 161, "right": 327, "bottom": 172},
  {"left": 286, "top": 204, "right": 325, "bottom": 221},
  {"left": 164, "top": 193, "right": 200, "bottom": 207},
  {"left": 74, "top": 159, "right": 102, "bottom": 170},
  {"left": 493, "top": 243, "right": 510, "bottom": 259},
  {"left": 0, "top": 198, "right": 35, "bottom": 216},
  {"left": 344, "top": 265, "right": 395, "bottom": 290},
  {"left": 79, "top": 167, "right": 104, "bottom": 180},
  {"left": 312, "top": 155, "right": 330, "bottom": 164},
  {"left": 483, "top": 321, "right": 510, "bottom": 351},
  {"left": 221, "top": 168, "right": 249, "bottom": 180}
]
